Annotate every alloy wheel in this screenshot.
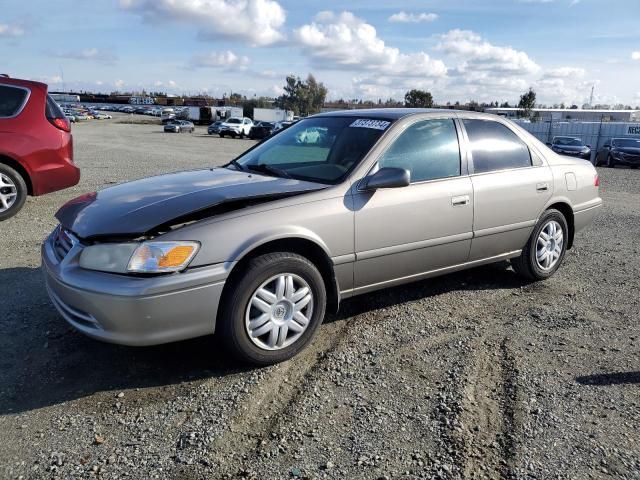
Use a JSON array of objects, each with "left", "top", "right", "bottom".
[
  {"left": 0, "top": 173, "right": 18, "bottom": 213},
  {"left": 245, "top": 273, "right": 313, "bottom": 351},
  {"left": 536, "top": 220, "right": 564, "bottom": 270}
]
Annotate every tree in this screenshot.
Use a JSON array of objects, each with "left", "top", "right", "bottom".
[
  {"left": 518, "top": 87, "right": 536, "bottom": 117},
  {"left": 276, "top": 74, "right": 327, "bottom": 116},
  {"left": 404, "top": 89, "right": 434, "bottom": 108}
]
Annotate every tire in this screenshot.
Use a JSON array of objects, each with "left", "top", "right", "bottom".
[
  {"left": 0, "top": 164, "right": 28, "bottom": 221},
  {"left": 219, "top": 133, "right": 225, "bottom": 138},
  {"left": 218, "top": 252, "right": 327, "bottom": 366},
  {"left": 239, "top": 130, "right": 245, "bottom": 139},
  {"left": 607, "top": 155, "right": 615, "bottom": 168},
  {"left": 512, "top": 209, "right": 568, "bottom": 281}
]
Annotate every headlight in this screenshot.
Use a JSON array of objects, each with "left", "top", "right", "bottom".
[{"left": 79, "top": 241, "right": 199, "bottom": 274}]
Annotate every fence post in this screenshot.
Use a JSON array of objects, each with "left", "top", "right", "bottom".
[
  {"left": 594, "top": 114, "right": 604, "bottom": 165},
  {"left": 547, "top": 115, "right": 553, "bottom": 143}
]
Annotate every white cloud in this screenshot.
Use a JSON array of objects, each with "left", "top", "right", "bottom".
[
  {"left": 632, "top": 51, "right": 640, "bottom": 60},
  {"left": 0, "top": 21, "right": 26, "bottom": 37},
  {"left": 114, "top": 79, "right": 125, "bottom": 89},
  {"left": 543, "top": 66, "right": 586, "bottom": 78},
  {"left": 190, "top": 50, "right": 250, "bottom": 70},
  {"left": 438, "top": 29, "right": 539, "bottom": 75},
  {"left": 294, "top": 11, "right": 447, "bottom": 78},
  {"left": 120, "top": 0, "right": 286, "bottom": 46},
  {"left": 388, "top": 12, "right": 438, "bottom": 23},
  {"left": 53, "top": 48, "right": 118, "bottom": 64}
]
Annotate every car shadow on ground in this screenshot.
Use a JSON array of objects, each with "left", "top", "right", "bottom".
[
  {"left": 0, "top": 263, "right": 528, "bottom": 415},
  {"left": 576, "top": 371, "right": 640, "bottom": 386}
]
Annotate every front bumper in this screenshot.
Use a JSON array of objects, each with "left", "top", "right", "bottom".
[
  {"left": 41, "top": 230, "right": 232, "bottom": 346},
  {"left": 613, "top": 154, "right": 640, "bottom": 166}
]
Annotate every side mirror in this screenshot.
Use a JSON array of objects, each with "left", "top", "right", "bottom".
[{"left": 363, "top": 167, "right": 410, "bottom": 190}]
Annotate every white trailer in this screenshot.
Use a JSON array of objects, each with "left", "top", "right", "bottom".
[
  {"left": 188, "top": 106, "right": 215, "bottom": 125},
  {"left": 253, "top": 108, "right": 293, "bottom": 123}
]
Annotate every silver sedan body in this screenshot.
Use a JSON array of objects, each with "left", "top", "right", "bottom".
[{"left": 42, "top": 109, "right": 602, "bottom": 351}]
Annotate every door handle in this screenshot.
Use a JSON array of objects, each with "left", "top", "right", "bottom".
[
  {"left": 536, "top": 183, "right": 549, "bottom": 192},
  {"left": 451, "top": 195, "right": 470, "bottom": 206}
]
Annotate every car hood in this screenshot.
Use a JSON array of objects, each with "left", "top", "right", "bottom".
[
  {"left": 56, "top": 168, "right": 326, "bottom": 239},
  {"left": 613, "top": 147, "right": 640, "bottom": 155},
  {"left": 554, "top": 145, "right": 587, "bottom": 151}
]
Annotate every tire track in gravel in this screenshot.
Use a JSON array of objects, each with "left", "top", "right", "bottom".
[
  {"left": 206, "top": 317, "right": 352, "bottom": 467},
  {"left": 436, "top": 285, "right": 527, "bottom": 480}
]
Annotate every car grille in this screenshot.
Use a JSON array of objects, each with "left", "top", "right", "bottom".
[{"left": 52, "top": 226, "right": 78, "bottom": 262}]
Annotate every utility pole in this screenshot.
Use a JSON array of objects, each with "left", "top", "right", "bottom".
[{"left": 589, "top": 85, "right": 594, "bottom": 108}]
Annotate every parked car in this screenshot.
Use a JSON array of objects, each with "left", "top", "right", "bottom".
[
  {"left": 42, "top": 110, "right": 601, "bottom": 365},
  {"left": 248, "top": 121, "right": 276, "bottom": 140},
  {"left": 548, "top": 136, "right": 591, "bottom": 160},
  {"left": 219, "top": 117, "right": 253, "bottom": 138},
  {"left": 207, "top": 120, "right": 223, "bottom": 135},
  {"left": 164, "top": 120, "right": 195, "bottom": 133},
  {"left": 595, "top": 137, "right": 640, "bottom": 168},
  {"left": 91, "top": 112, "right": 111, "bottom": 120},
  {"left": 0, "top": 76, "right": 80, "bottom": 220},
  {"left": 273, "top": 120, "right": 295, "bottom": 132}
]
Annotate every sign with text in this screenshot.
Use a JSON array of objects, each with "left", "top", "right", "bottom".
[{"left": 627, "top": 125, "right": 640, "bottom": 136}]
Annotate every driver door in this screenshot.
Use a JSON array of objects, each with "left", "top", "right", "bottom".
[{"left": 353, "top": 118, "right": 473, "bottom": 291}]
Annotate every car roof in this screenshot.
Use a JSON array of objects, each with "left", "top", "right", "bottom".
[
  {"left": 0, "top": 76, "right": 48, "bottom": 92},
  {"left": 311, "top": 108, "right": 500, "bottom": 121}
]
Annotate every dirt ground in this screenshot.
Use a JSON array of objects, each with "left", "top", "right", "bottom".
[{"left": 0, "top": 117, "right": 638, "bottom": 479}]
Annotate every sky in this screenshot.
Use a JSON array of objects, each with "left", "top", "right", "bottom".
[{"left": 1, "top": 0, "right": 639, "bottom": 106}]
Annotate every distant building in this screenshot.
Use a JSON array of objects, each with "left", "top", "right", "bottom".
[
  {"left": 50, "top": 93, "right": 80, "bottom": 103},
  {"left": 485, "top": 107, "right": 640, "bottom": 122},
  {"left": 129, "top": 96, "right": 155, "bottom": 105}
]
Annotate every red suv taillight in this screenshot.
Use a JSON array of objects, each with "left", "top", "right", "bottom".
[{"left": 49, "top": 116, "right": 71, "bottom": 132}]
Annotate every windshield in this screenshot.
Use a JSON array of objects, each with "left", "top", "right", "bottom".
[
  {"left": 613, "top": 138, "right": 640, "bottom": 148},
  {"left": 235, "top": 116, "right": 392, "bottom": 184},
  {"left": 554, "top": 137, "right": 582, "bottom": 146},
  {"left": 226, "top": 118, "right": 241, "bottom": 124}
]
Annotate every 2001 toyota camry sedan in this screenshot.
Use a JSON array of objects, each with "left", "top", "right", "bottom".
[{"left": 42, "top": 109, "right": 602, "bottom": 365}]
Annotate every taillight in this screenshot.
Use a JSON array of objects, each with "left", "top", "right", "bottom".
[
  {"left": 49, "top": 117, "right": 71, "bottom": 132},
  {"left": 594, "top": 174, "right": 600, "bottom": 187}
]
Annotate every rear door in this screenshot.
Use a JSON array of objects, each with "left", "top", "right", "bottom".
[
  {"left": 461, "top": 118, "right": 552, "bottom": 260},
  {"left": 353, "top": 117, "right": 473, "bottom": 291}
]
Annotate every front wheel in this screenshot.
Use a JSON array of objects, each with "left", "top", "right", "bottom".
[
  {"left": 218, "top": 252, "right": 327, "bottom": 366},
  {"left": 607, "top": 155, "right": 616, "bottom": 168},
  {"left": 0, "top": 164, "right": 28, "bottom": 221},
  {"left": 512, "top": 209, "right": 568, "bottom": 281}
]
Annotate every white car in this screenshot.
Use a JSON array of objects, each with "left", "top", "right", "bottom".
[{"left": 219, "top": 117, "right": 253, "bottom": 138}]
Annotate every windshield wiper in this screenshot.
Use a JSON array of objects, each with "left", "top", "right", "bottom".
[
  {"left": 226, "top": 159, "right": 246, "bottom": 172},
  {"left": 246, "top": 163, "right": 292, "bottom": 179}
]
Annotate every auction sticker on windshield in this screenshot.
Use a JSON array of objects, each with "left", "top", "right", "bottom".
[{"left": 350, "top": 119, "right": 391, "bottom": 130}]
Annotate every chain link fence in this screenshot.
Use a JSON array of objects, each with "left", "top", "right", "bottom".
[{"left": 511, "top": 115, "right": 640, "bottom": 164}]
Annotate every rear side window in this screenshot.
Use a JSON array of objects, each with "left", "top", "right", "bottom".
[
  {"left": 45, "top": 94, "right": 65, "bottom": 119},
  {"left": 463, "top": 119, "right": 531, "bottom": 173},
  {"left": 0, "top": 85, "right": 29, "bottom": 118},
  {"left": 378, "top": 119, "right": 461, "bottom": 183}
]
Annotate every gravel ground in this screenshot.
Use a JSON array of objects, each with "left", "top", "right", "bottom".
[{"left": 0, "top": 117, "right": 638, "bottom": 480}]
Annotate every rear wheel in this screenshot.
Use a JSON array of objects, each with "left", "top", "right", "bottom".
[
  {"left": 512, "top": 209, "right": 568, "bottom": 281},
  {"left": 219, "top": 252, "right": 327, "bottom": 365},
  {"left": 0, "top": 164, "right": 27, "bottom": 221}
]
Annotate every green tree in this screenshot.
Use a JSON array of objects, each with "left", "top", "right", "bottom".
[
  {"left": 404, "top": 89, "right": 434, "bottom": 108},
  {"left": 518, "top": 87, "right": 536, "bottom": 117},
  {"left": 276, "top": 74, "right": 327, "bottom": 116}
]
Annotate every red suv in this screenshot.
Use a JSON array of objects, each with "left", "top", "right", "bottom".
[{"left": 0, "top": 76, "right": 80, "bottom": 220}]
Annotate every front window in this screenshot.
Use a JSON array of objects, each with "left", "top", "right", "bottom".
[
  {"left": 227, "top": 118, "right": 241, "bottom": 124},
  {"left": 554, "top": 137, "right": 582, "bottom": 146},
  {"left": 612, "top": 138, "right": 640, "bottom": 148},
  {"left": 234, "top": 116, "right": 392, "bottom": 184}
]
